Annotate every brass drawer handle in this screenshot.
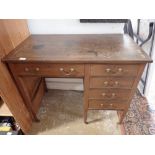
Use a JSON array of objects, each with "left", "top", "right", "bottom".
[
  {"left": 60, "top": 68, "right": 64, "bottom": 71},
  {"left": 106, "top": 68, "right": 111, "bottom": 73},
  {"left": 106, "top": 68, "right": 123, "bottom": 74},
  {"left": 101, "top": 93, "right": 116, "bottom": 98},
  {"left": 25, "top": 67, "right": 29, "bottom": 72},
  {"left": 115, "top": 81, "right": 119, "bottom": 85},
  {"left": 70, "top": 68, "right": 75, "bottom": 72},
  {"left": 100, "top": 103, "right": 113, "bottom": 107},
  {"left": 59, "top": 67, "right": 75, "bottom": 76},
  {"left": 36, "top": 67, "right": 40, "bottom": 71},
  {"left": 111, "top": 93, "right": 116, "bottom": 97},
  {"left": 118, "top": 68, "right": 123, "bottom": 72},
  {"left": 104, "top": 81, "right": 108, "bottom": 85},
  {"left": 103, "top": 81, "right": 119, "bottom": 86},
  {"left": 101, "top": 93, "right": 106, "bottom": 96}
]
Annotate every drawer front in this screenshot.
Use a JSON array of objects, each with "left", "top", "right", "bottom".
[
  {"left": 89, "top": 89, "right": 131, "bottom": 100},
  {"left": 91, "top": 64, "right": 139, "bottom": 76},
  {"left": 88, "top": 100, "right": 127, "bottom": 110},
  {"left": 90, "top": 77, "right": 135, "bottom": 89},
  {"left": 11, "top": 63, "right": 84, "bottom": 77}
]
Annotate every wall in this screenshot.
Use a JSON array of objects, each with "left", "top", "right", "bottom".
[
  {"left": 28, "top": 19, "right": 124, "bottom": 34},
  {"left": 28, "top": 19, "right": 124, "bottom": 90}
]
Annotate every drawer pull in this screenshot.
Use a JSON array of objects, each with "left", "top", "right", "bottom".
[
  {"left": 115, "top": 81, "right": 119, "bottom": 85},
  {"left": 104, "top": 81, "right": 118, "bottom": 86},
  {"left": 102, "top": 93, "right": 106, "bottom": 96},
  {"left": 100, "top": 103, "right": 113, "bottom": 107},
  {"left": 25, "top": 67, "right": 29, "bottom": 72},
  {"left": 106, "top": 68, "right": 111, "bottom": 72},
  {"left": 36, "top": 67, "right": 40, "bottom": 71},
  {"left": 104, "top": 81, "right": 108, "bottom": 85},
  {"left": 59, "top": 68, "right": 64, "bottom": 71},
  {"left": 70, "top": 68, "right": 75, "bottom": 72},
  {"left": 112, "top": 93, "right": 116, "bottom": 97},
  {"left": 59, "top": 67, "right": 75, "bottom": 76},
  {"left": 118, "top": 68, "right": 123, "bottom": 72},
  {"left": 101, "top": 93, "right": 116, "bottom": 98}
]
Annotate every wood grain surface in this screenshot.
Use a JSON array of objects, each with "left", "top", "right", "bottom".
[{"left": 3, "top": 34, "right": 152, "bottom": 63}]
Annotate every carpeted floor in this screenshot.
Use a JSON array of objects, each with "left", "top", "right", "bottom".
[
  {"left": 30, "top": 90, "right": 121, "bottom": 135},
  {"left": 29, "top": 89, "right": 155, "bottom": 135},
  {"left": 123, "top": 91, "right": 155, "bottom": 135}
]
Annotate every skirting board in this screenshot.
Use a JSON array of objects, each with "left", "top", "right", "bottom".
[{"left": 45, "top": 78, "right": 84, "bottom": 91}]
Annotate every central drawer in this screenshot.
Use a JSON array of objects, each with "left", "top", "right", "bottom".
[
  {"left": 89, "top": 89, "right": 131, "bottom": 100},
  {"left": 11, "top": 63, "right": 84, "bottom": 77}
]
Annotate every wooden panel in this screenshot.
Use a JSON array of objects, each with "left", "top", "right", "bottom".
[
  {"left": 22, "top": 77, "right": 41, "bottom": 100},
  {"left": 91, "top": 64, "right": 140, "bottom": 77},
  {"left": 0, "top": 19, "right": 32, "bottom": 133},
  {"left": 32, "top": 79, "right": 45, "bottom": 114},
  {"left": 90, "top": 77, "right": 135, "bottom": 89},
  {"left": 89, "top": 89, "right": 131, "bottom": 100},
  {"left": 0, "top": 62, "right": 32, "bottom": 133},
  {"left": 0, "top": 20, "right": 14, "bottom": 57},
  {"left": 9, "top": 63, "right": 84, "bottom": 77},
  {"left": 3, "top": 20, "right": 30, "bottom": 50}
]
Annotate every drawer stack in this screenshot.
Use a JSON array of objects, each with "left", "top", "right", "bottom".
[{"left": 88, "top": 64, "right": 140, "bottom": 111}]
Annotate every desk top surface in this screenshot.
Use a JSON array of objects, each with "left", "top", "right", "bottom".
[{"left": 3, "top": 34, "right": 152, "bottom": 63}]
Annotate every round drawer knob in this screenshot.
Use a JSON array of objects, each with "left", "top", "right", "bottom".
[
  {"left": 36, "top": 67, "right": 40, "bottom": 71},
  {"left": 25, "top": 67, "right": 29, "bottom": 72},
  {"left": 102, "top": 93, "right": 106, "bottom": 97},
  {"left": 110, "top": 104, "right": 113, "bottom": 106},
  {"left": 106, "top": 68, "right": 111, "bottom": 72},
  {"left": 115, "top": 81, "right": 119, "bottom": 85},
  {"left": 112, "top": 93, "right": 116, "bottom": 97},
  {"left": 104, "top": 81, "right": 108, "bottom": 85},
  {"left": 70, "top": 68, "right": 75, "bottom": 72},
  {"left": 101, "top": 104, "right": 104, "bottom": 107},
  {"left": 59, "top": 68, "right": 64, "bottom": 71},
  {"left": 118, "top": 68, "right": 123, "bottom": 72}
]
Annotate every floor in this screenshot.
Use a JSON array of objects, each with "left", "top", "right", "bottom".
[
  {"left": 30, "top": 90, "right": 121, "bottom": 135},
  {"left": 123, "top": 91, "right": 155, "bottom": 135},
  {"left": 29, "top": 89, "right": 155, "bottom": 135}
]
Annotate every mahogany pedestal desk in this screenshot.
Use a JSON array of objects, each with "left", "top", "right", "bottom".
[{"left": 3, "top": 34, "right": 152, "bottom": 124}]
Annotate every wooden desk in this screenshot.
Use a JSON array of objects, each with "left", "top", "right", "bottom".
[{"left": 3, "top": 34, "right": 152, "bottom": 124}]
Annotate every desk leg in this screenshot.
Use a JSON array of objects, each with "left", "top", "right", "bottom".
[
  {"left": 84, "top": 64, "right": 90, "bottom": 124},
  {"left": 17, "top": 77, "right": 40, "bottom": 122},
  {"left": 118, "top": 110, "right": 128, "bottom": 124},
  {"left": 84, "top": 110, "right": 88, "bottom": 124}
]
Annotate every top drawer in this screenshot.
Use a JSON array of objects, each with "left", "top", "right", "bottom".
[
  {"left": 90, "top": 64, "right": 139, "bottom": 77},
  {"left": 10, "top": 63, "right": 84, "bottom": 77}
]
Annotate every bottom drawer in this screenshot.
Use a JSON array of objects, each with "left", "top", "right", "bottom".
[{"left": 88, "top": 100, "right": 127, "bottom": 110}]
